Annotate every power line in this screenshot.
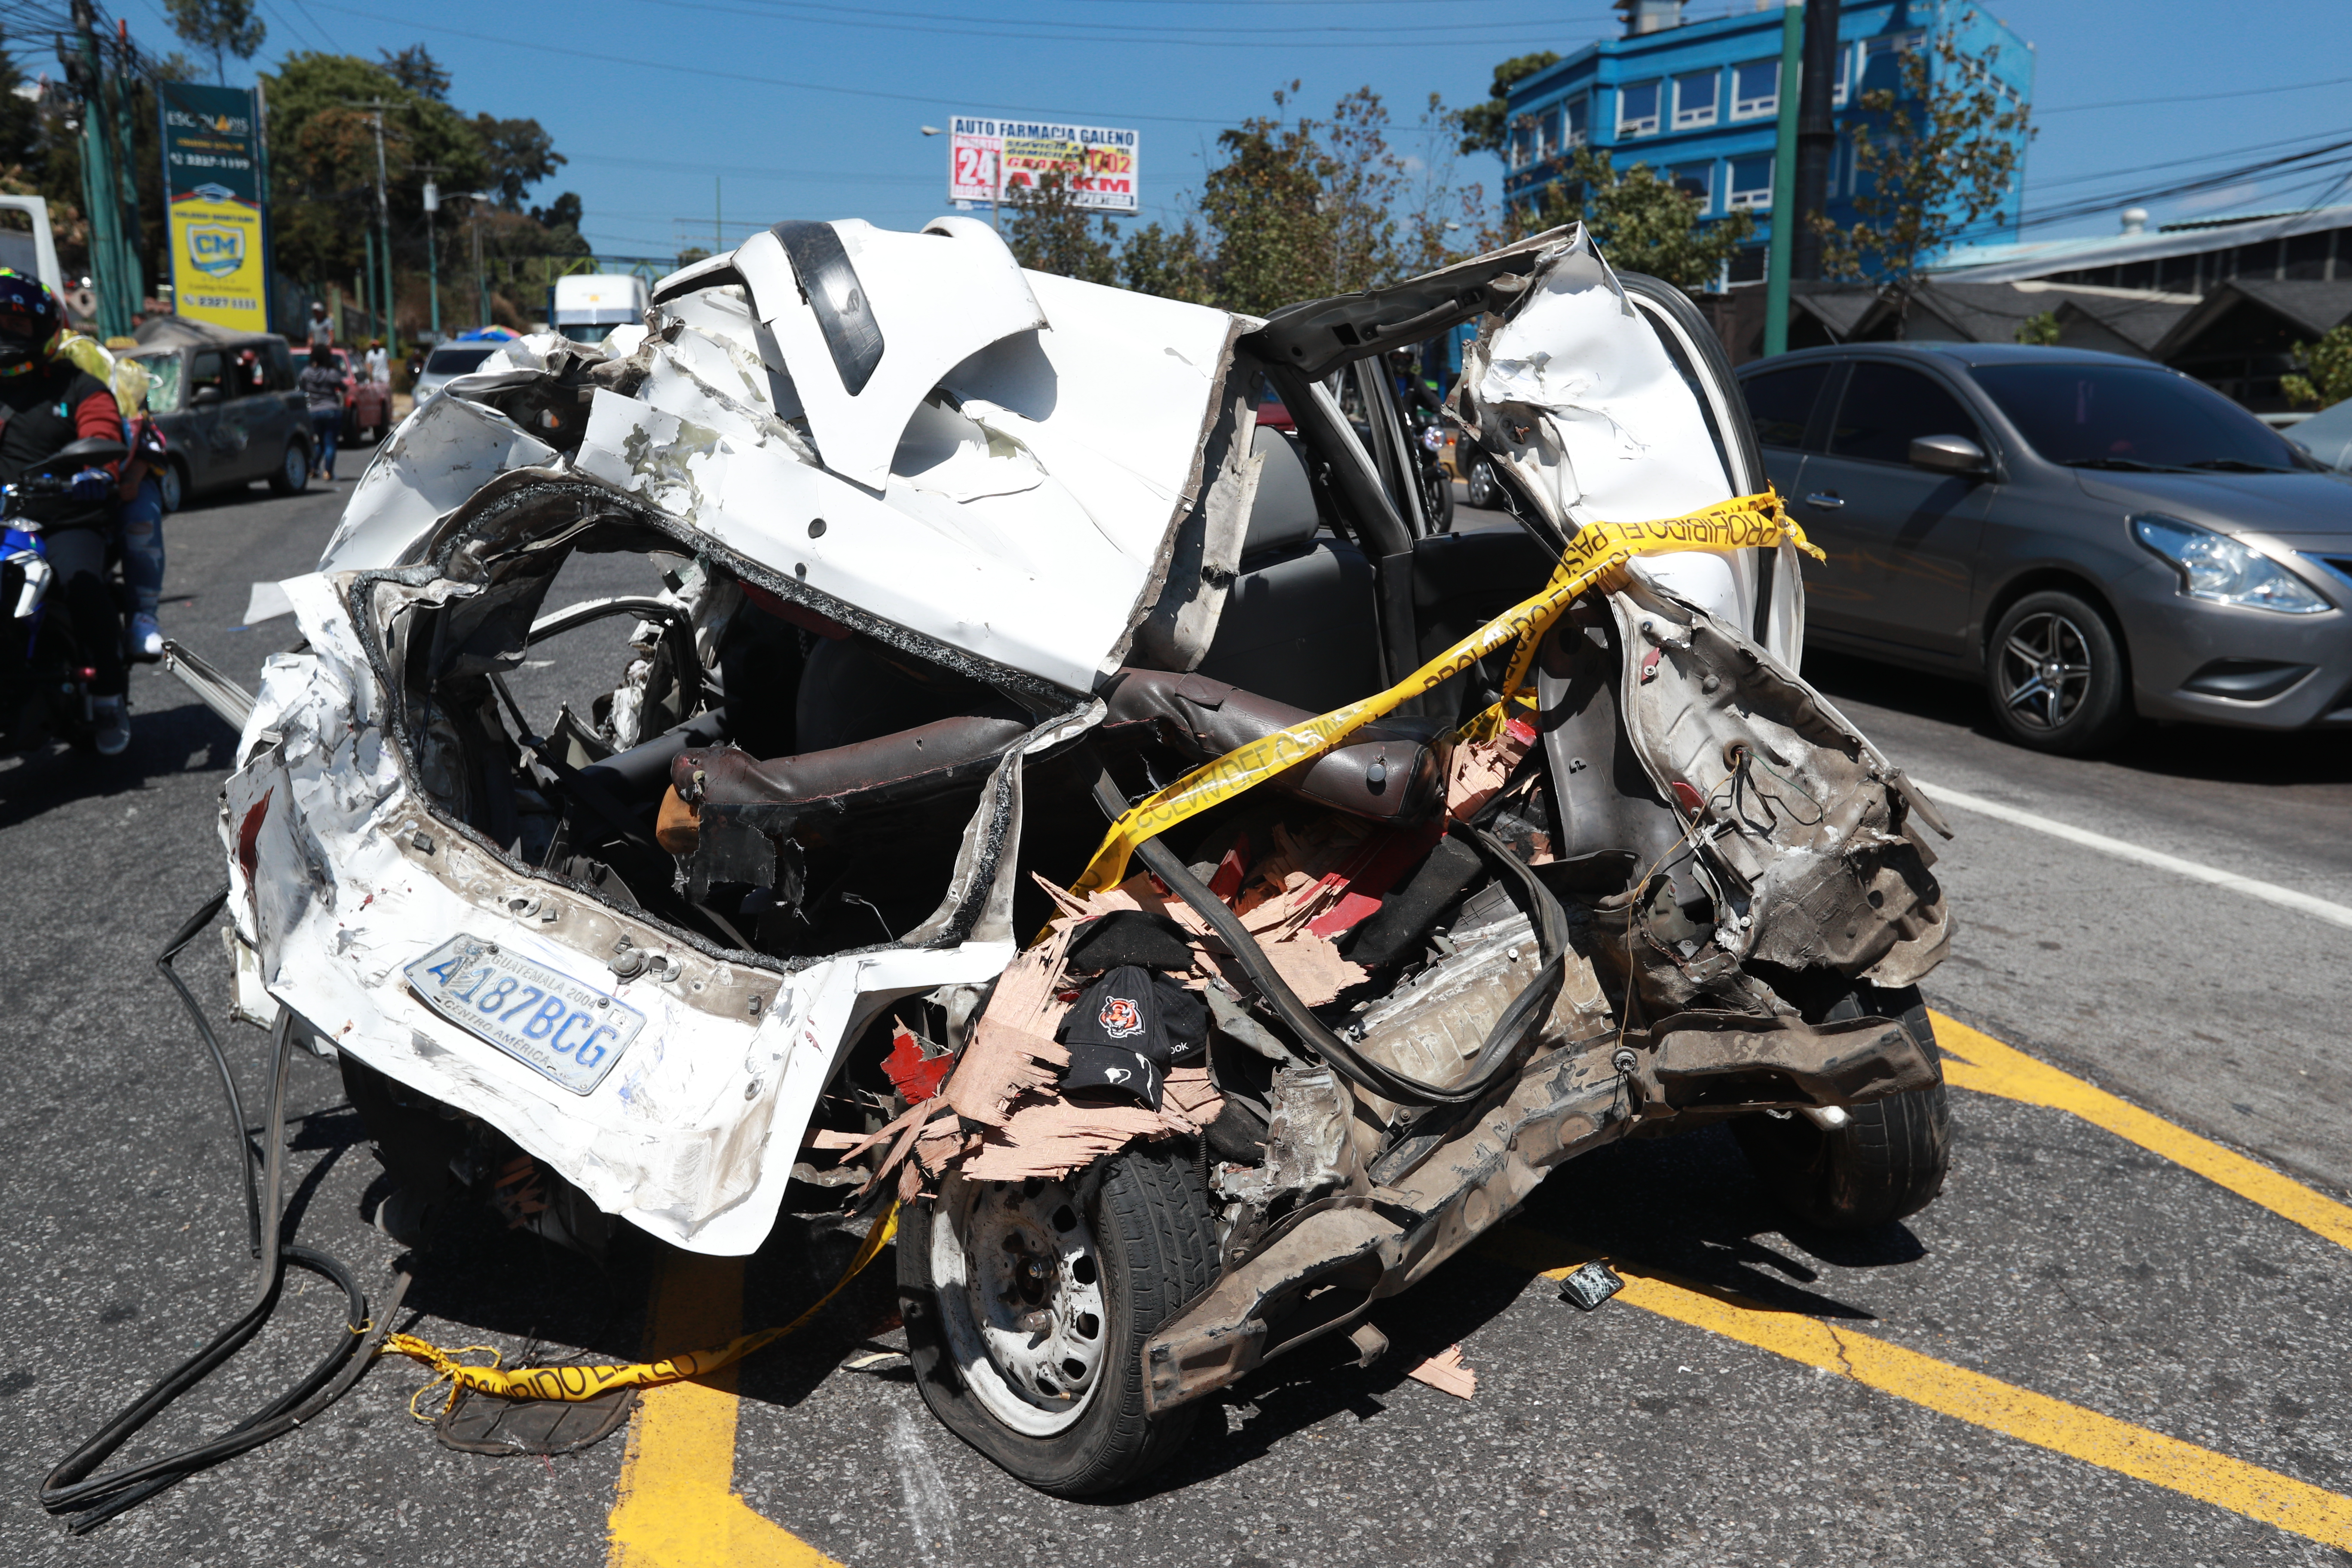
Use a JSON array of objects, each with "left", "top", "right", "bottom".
[
  {"left": 2037, "top": 73, "right": 2352, "bottom": 116},
  {"left": 625, "top": 0, "right": 1617, "bottom": 44}
]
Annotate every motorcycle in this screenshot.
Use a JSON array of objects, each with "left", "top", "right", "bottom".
[
  {"left": 1411, "top": 403, "right": 1456, "bottom": 533},
  {"left": 148, "top": 222, "right": 1954, "bottom": 1503},
  {"left": 1, "top": 435, "right": 131, "bottom": 752}
]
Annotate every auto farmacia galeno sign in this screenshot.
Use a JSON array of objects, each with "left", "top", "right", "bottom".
[{"left": 947, "top": 116, "right": 1139, "bottom": 213}]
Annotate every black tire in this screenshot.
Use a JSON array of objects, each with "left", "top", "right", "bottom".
[
  {"left": 1424, "top": 466, "right": 1455, "bottom": 533},
  {"left": 1463, "top": 454, "right": 1498, "bottom": 510},
  {"left": 267, "top": 439, "right": 309, "bottom": 495},
  {"left": 1733, "top": 983, "right": 1951, "bottom": 1230},
  {"left": 1984, "top": 589, "right": 2132, "bottom": 756},
  {"left": 157, "top": 457, "right": 186, "bottom": 513},
  {"left": 900, "top": 1139, "right": 1220, "bottom": 1497}
]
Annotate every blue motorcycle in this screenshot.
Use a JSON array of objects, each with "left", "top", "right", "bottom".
[{"left": 0, "top": 435, "right": 130, "bottom": 753}]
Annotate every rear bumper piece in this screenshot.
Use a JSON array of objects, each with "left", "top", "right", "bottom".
[{"left": 1140, "top": 1011, "right": 1932, "bottom": 1413}]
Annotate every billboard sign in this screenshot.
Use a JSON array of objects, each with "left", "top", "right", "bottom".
[
  {"left": 158, "top": 82, "right": 270, "bottom": 332},
  {"left": 947, "top": 116, "right": 1139, "bottom": 214}
]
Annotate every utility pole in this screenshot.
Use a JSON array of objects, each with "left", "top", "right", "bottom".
[
  {"left": 417, "top": 165, "right": 442, "bottom": 341},
  {"left": 345, "top": 101, "right": 396, "bottom": 343},
  {"left": 1761, "top": 2, "right": 1804, "bottom": 358},
  {"left": 1791, "top": 0, "right": 1841, "bottom": 282},
  {"left": 463, "top": 193, "right": 489, "bottom": 329},
  {"left": 62, "top": 0, "right": 138, "bottom": 337}
]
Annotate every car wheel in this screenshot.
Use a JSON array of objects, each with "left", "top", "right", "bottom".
[
  {"left": 1464, "top": 455, "right": 1498, "bottom": 510},
  {"left": 1986, "top": 590, "right": 2131, "bottom": 755},
  {"left": 900, "top": 1139, "right": 1219, "bottom": 1497},
  {"left": 157, "top": 458, "right": 185, "bottom": 513},
  {"left": 1424, "top": 467, "right": 1455, "bottom": 533},
  {"left": 267, "top": 439, "right": 309, "bottom": 495},
  {"left": 1733, "top": 983, "right": 1951, "bottom": 1231}
]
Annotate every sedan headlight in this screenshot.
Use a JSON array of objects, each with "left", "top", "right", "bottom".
[{"left": 2129, "top": 514, "right": 2330, "bottom": 615}]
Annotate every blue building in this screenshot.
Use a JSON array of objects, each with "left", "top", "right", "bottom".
[{"left": 1500, "top": 0, "right": 2034, "bottom": 288}]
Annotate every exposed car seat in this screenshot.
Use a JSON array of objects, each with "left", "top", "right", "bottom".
[
  {"left": 1097, "top": 668, "right": 1440, "bottom": 826},
  {"left": 1195, "top": 427, "right": 1382, "bottom": 715}
]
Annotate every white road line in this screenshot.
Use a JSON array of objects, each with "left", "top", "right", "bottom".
[{"left": 1918, "top": 781, "right": 2352, "bottom": 934}]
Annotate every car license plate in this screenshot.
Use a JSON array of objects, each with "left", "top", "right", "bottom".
[{"left": 404, "top": 935, "right": 645, "bottom": 1095}]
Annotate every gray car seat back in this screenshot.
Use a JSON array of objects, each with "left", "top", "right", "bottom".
[{"left": 1241, "top": 427, "right": 1321, "bottom": 562}]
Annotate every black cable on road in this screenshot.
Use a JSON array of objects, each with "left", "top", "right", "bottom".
[{"left": 41, "top": 893, "right": 403, "bottom": 1533}]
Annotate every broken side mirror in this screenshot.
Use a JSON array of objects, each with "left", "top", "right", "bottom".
[{"left": 1908, "top": 433, "right": 1990, "bottom": 476}]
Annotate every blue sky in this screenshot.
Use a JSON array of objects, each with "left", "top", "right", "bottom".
[{"left": 119, "top": 0, "right": 2352, "bottom": 260}]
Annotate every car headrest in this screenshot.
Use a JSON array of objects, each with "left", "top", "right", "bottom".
[{"left": 1241, "top": 426, "right": 1321, "bottom": 562}]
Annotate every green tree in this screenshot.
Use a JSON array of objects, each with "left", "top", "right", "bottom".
[
  {"left": 1812, "top": 15, "right": 2034, "bottom": 305},
  {"left": 474, "top": 113, "right": 565, "bottom": 210},
  {"left": 1195, "top": 92, "right": 1334, "bottom": 317},
  {"left": 378, "top": 45, "right": 450, "bottom": 103},
  {"left": 1120, "top": 218, "right": 1213, "bottom": 304},
  {"left": 164, "top": 0, "right": 265, "bottom": 86},
  {"left": 1004, "top": 169, "right": 1118, "bottom": 284},
  {"left": 1536, "top": 149, "right": 1752, "bottom": 289},
  {"left": 261, "top": 52, "right": 490, "bottom": 329},
  {"left": 2015, "top": 309, "right": 2060, "bottom": 346},
  {"left": 1457, "top": 52, "right": 1562, "bottom": 156},
  {"left": 2283, "top": 324, "right": 2352, "bottom": 408}
]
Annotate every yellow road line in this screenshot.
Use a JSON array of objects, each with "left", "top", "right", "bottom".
[
  {"left": 607, "top": 1252, "right": 842, "bottom": 1568},
  {"left": 1481, "top": 1226, "right": 2352, "bottom": 1551},
  {"left": 1931, "top": 1010, "right": 2352, "bottom": 1253}
]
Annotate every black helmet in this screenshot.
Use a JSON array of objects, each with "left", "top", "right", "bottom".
[{"left": 0, "top": 269, "right": 62, "bottom": 377}]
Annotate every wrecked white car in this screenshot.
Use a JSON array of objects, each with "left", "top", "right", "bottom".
[{"left": 203, "top": 218, "right": 1953, "bottom": 1495}]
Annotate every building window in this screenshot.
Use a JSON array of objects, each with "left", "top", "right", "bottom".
[
  {"left": 1672, "top": 162, "right": 1713, "bottom": 211},
  {"left": 1510, "top": 120, "right": 1534, "bottom": 170},
  {"left": 1728, "top": 153, "right": 1773, "bottom": 211},
  {"left": 1833, "top": 41, "right": 1851, "bottom": 106},
  {"left": 1730, "top": 60, "right": 1779, "bottom": 119},
  {"left": 1618, "top": 80, "right": 1662, "bottom": 138},
  {"left": 1729, "top": 246, "right": 1767, "bottom": 284},
  {"left": 1565, "top": 93, "right": 1590, "bottom": 149},
  {"left": 1859, "top": 31, "right": 1924, "bottom": 96},
  {"left": 1672, "top": 71, "right": 1718, "bottom": 129}
]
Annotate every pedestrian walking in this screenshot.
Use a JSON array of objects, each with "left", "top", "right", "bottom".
[{"left": 299, "top": 343, "right": 344, "bottom": 481}]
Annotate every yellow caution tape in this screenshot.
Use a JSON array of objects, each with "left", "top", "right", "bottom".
[
  {"left": 1071, "top": 490, "right": 1819, "bottom": 895},
  {"left": 380, "top": 1202, "right": 898, "bottom": 1413}
]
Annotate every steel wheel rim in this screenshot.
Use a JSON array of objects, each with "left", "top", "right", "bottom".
[
  {"left": 931, "top": 1173, "right": 1108, "bottom": 1436},
  {"left": 159, "top": 466, "right": 181, "bottom": 511},
  {"left": 285, "top": 445, "right": 307, "bottom": 487},
  {"left": 1997, "top": 611, "right": 2095, "bottom": 731}
]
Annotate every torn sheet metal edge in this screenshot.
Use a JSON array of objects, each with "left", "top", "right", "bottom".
[{"left": 1458, "top": 227, "right": 1747, "bottom": 632}]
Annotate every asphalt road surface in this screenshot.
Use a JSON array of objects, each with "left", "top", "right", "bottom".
[{"left": 3, "top": 478, "right": 2347, "bottom": 1567}]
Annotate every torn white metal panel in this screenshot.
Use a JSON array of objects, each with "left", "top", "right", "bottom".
[
  {"left": 321, "top": 390, "right": 559, "bottom": 572},
  {"left": 734, "top": 218, "right": 1045, "bottom": 491},
  {"left": 571, "top": 387, "right": 1135, "bottom": 692},
  {"left": 1464, "top": 229, "right": 1747, "bottom": 629},
  {"left": 224, "top": 573, "right": 1021, "bottom": 1254}
]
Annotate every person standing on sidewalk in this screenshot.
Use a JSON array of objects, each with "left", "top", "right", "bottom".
[
  {"left": 364, "top": 337, "right": 389, "bottom": 387},
  {"left": 298, "top": 343, "right": 344, "bottom": 481},
  {"left": 307, "top": 298, "right": 333, "bottom": 347}
]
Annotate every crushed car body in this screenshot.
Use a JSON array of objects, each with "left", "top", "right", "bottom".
[{"left": 216, "top": 215, "right": 1954, "bottom": 1494}]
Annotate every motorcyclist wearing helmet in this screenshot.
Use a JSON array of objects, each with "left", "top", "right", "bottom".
[{"left": 0, "top": 271, "right": 131, "bottom": 754}]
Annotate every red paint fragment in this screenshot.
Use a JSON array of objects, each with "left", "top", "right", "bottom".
[
  {"left": 1207, "top": 833, "right": 1250, "bottom": 902},
  {"left": 1306, "top": 821, "right": 1444, "bottom": 939},
  {"left": 881, "top": 1023, "right": 952, "bottom": 1102},
  {"left": 1670, "top": 779, "right": 1705, "bottom": 816},
  {"left": 236, "top": 789, "right": 274, "bottom": 884}
]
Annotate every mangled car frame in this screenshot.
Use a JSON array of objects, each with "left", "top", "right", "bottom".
[{"left": 223, "top": 216, "right": 1954, "bottom": 1494}]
